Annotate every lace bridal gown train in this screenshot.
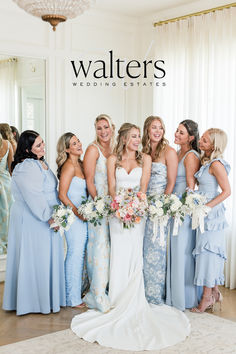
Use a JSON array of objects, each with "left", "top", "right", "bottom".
[{"left": 71, "top": 167, "right": 190, "bottom": 351}]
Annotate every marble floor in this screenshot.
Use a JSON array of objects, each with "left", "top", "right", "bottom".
[{"left": 0, "top": 282, "right": 236, "bottom": 347}]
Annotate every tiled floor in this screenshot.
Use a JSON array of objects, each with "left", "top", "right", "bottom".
[{"left": 0, "top": 282, "right": 235, "bottom": 346}]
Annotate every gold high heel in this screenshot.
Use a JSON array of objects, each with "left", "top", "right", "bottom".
[
  {"left": 190, "top": 295, "right": 215, "bottom": 313},
  {"left": 213, "top": 290, "right": 223, "bottom": 311}
]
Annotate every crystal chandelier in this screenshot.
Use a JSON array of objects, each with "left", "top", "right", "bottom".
[{"left": 13, "top": 0, "right": 95, "bottom": 31}]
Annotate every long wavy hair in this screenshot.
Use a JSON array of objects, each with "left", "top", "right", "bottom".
[
  {"left": 201, "top": 128, "right": 227, "bottom": 165},
  {"left": 94, "top": 114, "right": 115, "bottom": 150},
  {"left": 180, "top": 119, "right": 200, "bottom": 153},
  {"left": 0, "top": 123, "right": 15, "bottom": 147},
  {"left": 10, "top": 126, "right": 20, "bottom": 143},
  {"left": 11, "top": 130, "right": 41, "bottom": 172},
  {"left": 142, "top": 116, "right": 169, "bottom": 160},
  {"left": 114, "top": 123, "right": 143, "bottom": 167},
  {"left": 56, "top": 132, "right": 83, "bottom": 179}
]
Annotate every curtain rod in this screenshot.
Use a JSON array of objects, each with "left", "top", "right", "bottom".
[
  {"left": 0, "top": 57, "right": 17, "bottom": 64},
  {"left": 153, "top": 2, "right": 236, "bottom": 27}
]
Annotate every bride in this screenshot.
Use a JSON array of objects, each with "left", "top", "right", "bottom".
[{"left": 71, "top": 123, "right": 190, "bottom": 351}]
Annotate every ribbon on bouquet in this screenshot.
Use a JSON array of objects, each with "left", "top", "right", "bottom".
[
  {"left": 49, "top": 223, "right": 65, "bottom": 237},
  {"left": 191, "top": 206, "right": 211, "bottom": 233},
  {"left": 172, "top": 215, "right": 184, "bottom": 236},
  {"left": 152, "top": 216, "right": 169, "bottom": 246}
]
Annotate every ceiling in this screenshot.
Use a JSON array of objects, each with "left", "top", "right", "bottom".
[{"left": 93, "top": 0, "right": 197, "bottom": 17}]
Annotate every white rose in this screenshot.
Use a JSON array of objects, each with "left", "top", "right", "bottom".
[
  {"left": 170, "top": 204, "right": 178, "bottom": 212},
  {"left": 84, "top": 203, "right": 93, "bottom": 215},
  {"left": 156, "top": 208, "right": 164, "bottom": 217},
  {"left": 155, "top": 200, "right": 163, "bottom": 208},
  {"left": 56, "top": 208, "right": 65, "bottom": 218},
  {"left": 95, "top": 200, "right": 105, "bottom": 213},
  {"left": 149, "top": 205, "right": 157, "bottom": 215},
  {"left": 67, "top": 214, "right": 75, "bottom": 225}
]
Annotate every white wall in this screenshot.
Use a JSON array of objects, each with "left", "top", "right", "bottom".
[{"left": 0, "top": 0, "right": 231, "bottom": 170}]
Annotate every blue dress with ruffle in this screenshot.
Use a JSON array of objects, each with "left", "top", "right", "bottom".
[
  {"left": 143, "top": 162, "right": 168, "bottom": 304},
  {"left": 193, "top": 158, "right": 230, "bottom": 287}
]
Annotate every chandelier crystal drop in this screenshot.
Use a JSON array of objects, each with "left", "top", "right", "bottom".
[{"left": 13, "top": 0, "right": 95, "bottom": 31}]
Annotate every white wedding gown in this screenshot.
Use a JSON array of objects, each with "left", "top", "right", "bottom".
[{"left": 71, "top": 167, "right": 191, "bottom": 351}]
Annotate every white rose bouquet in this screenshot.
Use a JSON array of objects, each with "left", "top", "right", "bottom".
[
  {"left": 147, "top": 194, "right": 170, "bottom": 246},
  {"left": 167, "top": 194, "right": 188, "bottom": 236},
  {"left": 50, "top": 204, "right": 76, "bottom": 235},
  {"left": 184, "top": 192, "right": 211, "bottom": 232},
  {"left": 78, "top": 195, "right": 112, "bottom": 226}
]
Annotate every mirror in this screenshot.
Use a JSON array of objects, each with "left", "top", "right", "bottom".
[
  {"left": 0, "top": 55, "right": 46, "bottom": 137},
  {"left": 0, "top": 55, "right": 45, "bottom": 259}
]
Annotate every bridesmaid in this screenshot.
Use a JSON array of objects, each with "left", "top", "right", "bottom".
[
  {"left": 166, "top": 119, "right": 201, "bottom": 310},
  {"left": 0, "top": 133, "right": 13, "bottom": 254},
  {"left": 0, "top": 123, "right": 17, "bottom": 155},
  {"left": 142, "top": 116, "right": 178, "bottom": 304},
  {"left": 3, "top": 130, "right": 65, "bottom": 315},
  {"left": 83, "top": 114, "right": 115, "bottom": 312},
  {"left": 56, "top": 133, "right": 88, "bottom": 308},
  {"left": 191, "top": 128, "right": 230, "bottom": 313}
]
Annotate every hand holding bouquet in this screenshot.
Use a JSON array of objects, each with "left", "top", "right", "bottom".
[
  {"left": 110, "top": 188, "right": 148, "bottom": 229},
  {"left": 50, "top": 204, "right": 76, "bottom": 235},
  {"left": 184, "top": 192, "right": 211, "bottom": 232}
]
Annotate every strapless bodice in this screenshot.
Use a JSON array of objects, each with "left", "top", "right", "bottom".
[
  {"left": 67, "top": 176, "right": 87, "bottom": 206},
  {"left": 147, "top": 162, "right": 167, "bottom": 196},
  {"left": 115, "top": 167, "right": 142, "bottom": 190}
]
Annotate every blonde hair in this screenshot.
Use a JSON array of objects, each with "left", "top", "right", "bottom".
[
  {"left": 0, "top": 123, "right": 15, "bottom": 147},
  {"left": 142, "top": 116, "right": 169, "bottom": 160},
  {"left": 114, "top": 123, "right": 143, "bottom": 167},
  {"left": 94, "top": 114, "right": 115, "bottom": 149},
  {"left": 201, "top": 128, "right": 227, "bottom": 165},
  {"left": 56, "top": 132, "right": 82, "bottom": 179}
]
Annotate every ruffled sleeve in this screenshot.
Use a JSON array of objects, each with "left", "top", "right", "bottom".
[
  {"left": 13, "top": 159, "right": 53, "bottom": 222},
  {"left": 209, "top": 158, "right": 231, "bottom": 175},
  {"left": 195, "top": 158, "right": 230, "bottom": 179}
]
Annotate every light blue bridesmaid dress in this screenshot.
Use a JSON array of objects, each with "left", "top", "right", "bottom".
[
  {"left": 83, "top": 144, "right": 110, "bottom": 312},
  {"left": 166, "top": 150, "right": 199, "bottom": 310},
  {"left": 0, "top": 142, "right": 13, "bottom": 255},
  {"left": 143, "top": 162, "right": 168, "bottom": 304},
  {"left": 64, "top": 177, "right": 88, "bottom": 306},
  {"left": 3, "top": 159, "right": 66, "bottom": 315},
  {"left": 193, "top": 159, "right": 230, "bottom": 287}
]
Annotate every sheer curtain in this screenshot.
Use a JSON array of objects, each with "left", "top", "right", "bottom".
[
  {"left": 0, "top": 59, "right": 17, "bottom": 124},
  {"left": 153, "top": 7, "right": 236, "bottom": 289}
]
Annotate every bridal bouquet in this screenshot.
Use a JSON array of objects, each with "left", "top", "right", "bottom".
[
  {"left": 78, "top": 195, "right": 112, "bottom": 226},
  {"left": 110, "top": 188, "right": 148, "bottom": 229},
  {"left": 50, "top": 204, "right": 76, "bottom": 235},
  {"left": 147, "top": 194, "right": 171, "bottom": 245},
  {"left": 184, "top": 192, "right": 211, "bottom": 233}
]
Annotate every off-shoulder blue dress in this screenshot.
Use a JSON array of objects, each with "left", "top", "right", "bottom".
[
  {"left": 3, "top": 159, "right": 66, "bottom": 315},
  {"left": 193, "top": 158, "right": 230, "bottom": 287}
]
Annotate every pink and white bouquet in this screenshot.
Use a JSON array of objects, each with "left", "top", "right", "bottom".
[
  {"left": 50, "top": 204, "right": 76, "bottom": 235},
  {"left": 78, "top": 195, "right": 112, "bottom": 227},
  {"left": 184, "top": 192, "right": 211, "bottom": 232},
  {"left": 110, "top": 188, "right": 148, "bottom": 229}
]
